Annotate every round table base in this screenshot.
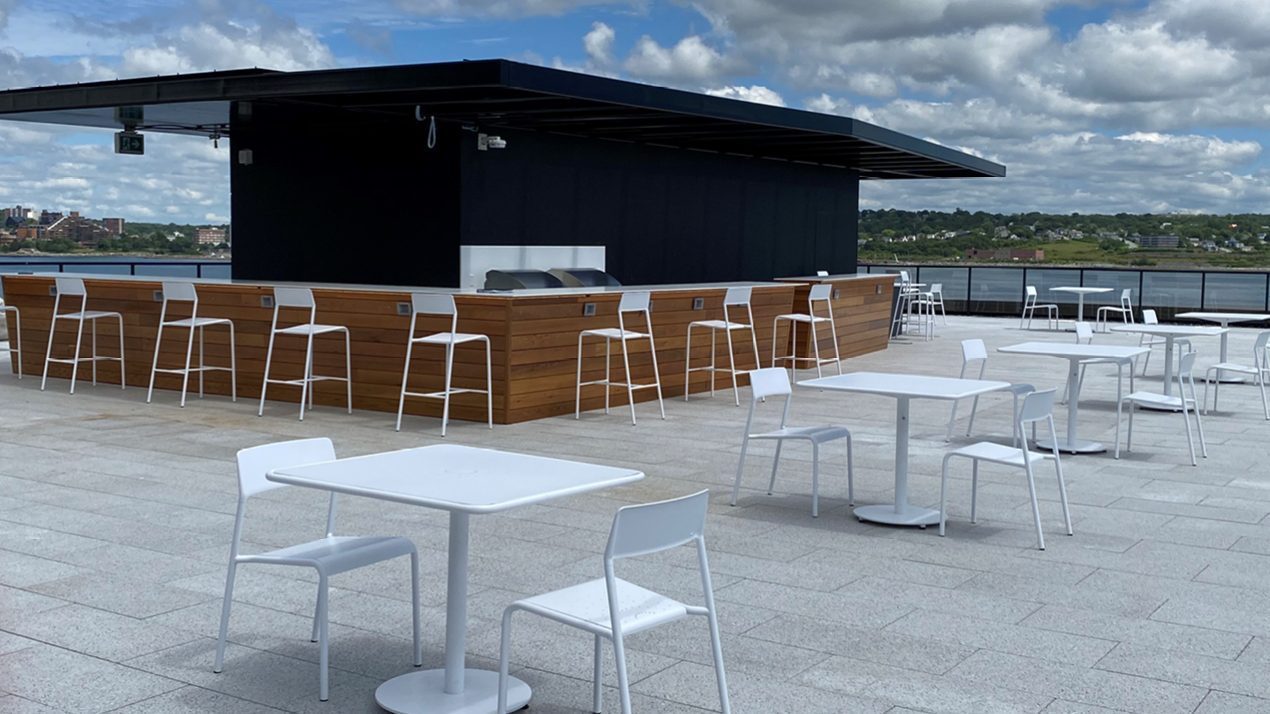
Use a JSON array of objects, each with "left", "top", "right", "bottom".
[
  {"left": 1205, "top": 374, "right": 1247, "bottom": 384},
  {"left": 376, "top": 669, "right": 530, "bottom": 714},
  {"left": 855, "top": 504, "right": 940, "bottom": 527},
  {"left": 1035, "top": 437, "right": 1106, "bottom": 454}
]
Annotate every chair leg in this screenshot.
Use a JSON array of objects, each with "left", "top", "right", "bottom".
[
  {"left": 592, "top": 634, "right": 603, "bottom": 714},
  {"left": 810, "top": 443, "right": 820, "bottom": 518},
  {"left": 227, "top": 322, "right": 238, "bottom": 401},
  {"left": 146, "top": 321, "right": 164, "bottom": 403},
  {"left": 213, "top": 560, "right": 237, "bottom": 674},
  {"left": 845, "top": 436, "right": 854, "bottom": 506},
  {"left": 441, "top": 342, "right": 455, "bottom": 437},
  {"left": 310, "top": 595, "right": 321, "bottom": 643},
  {"left": 709, "top": 328, "right": 717, "bottom": 398},
  {"left": 604, "top": 339, "right": 612, "bottom": 415},
  {"left": 706, "top": 608, "right": 731, "bottom": 714},
  {"left": 180, "top": 323, "right": 196, "bottom": 408},
  {"left": 258, "top": 329, "right": 277, "bottom": 416},
  {"left": 299, "top": 334, "right": 315, "bottom": 421},
  {"left": 396, "top": 338, "right": 415, "bottom": 431},
  {"left": 69, "top": 315, "right": 85, "bottom": 394},
  {"left": 612, "top": 631, "right": 633, "bottom": 714},
  {"left": 946, "top": 398, "right": 959, "bottom": 442},
  {"left": 683, "top": 325, "right": 693, "bottom": 401},
  {"left": 40, "top": 315, "right": 57, "bottom": 391},
  {"left": 965, "top": 394, "right": 980, "bottom": 436},
  {"left": 1193, "top": 399, "right": 1208, "bottom": 459},
  {"left": 730, "top": 436, "right": 750, "bottom": 507},
  {"left": 939, "top": 458, "right": 950, "bottom": 537},
  {"left": 1054, "top": 456, "right": 1073, "bottom": 536},
  {"left": 575, "top": 334, "right": 585, "bottom": 419},
  {"left": 485, "top": 339, "right": 493, "bottom": 429},
  {"left": 1024, "top": 461, "right": 1045, "bottom": 550},
  {"left": 90, "top": 318, "right": 97, "bottom": 385},
  {"left": 497, "top": 608, "right": 515, "bottom": 714},
  {"left": 620, "top": 339, "right": 637, "bottom": 426},
  {"left": 1260, "top": 372, "right": 1269, "bottom": 420},
  {"left": 647, "top": 336, "right": 666, "bottom": 420},
  {"left": 1181, "top": 405, "right": 1197, "bottom": 467},
  {"left": 198, "top": 326, "right": 206, "bottom": 399},
  {"left": 767, "top": 440, "right": 784, "bottom": 495},
  {"left": 316, "top": 574, "right": 330, "bottom": 701},
  {"left": 1203, "top": 369, "right": 1212, "bottom": 414},
  {"left": 811, "top": 321, "right": 822, "bottom": 378},
  {"left": 725, "top": 327, "right": 739, "bottom": 406},
  {"left": 343, "top": 331, "right": 353, "bottom": 414},
  {"left": 410, "top": 551, "right": 422, "bottom": 666},
  {"left": 970, "top": 460, "right": 979, "bottom": 524}
]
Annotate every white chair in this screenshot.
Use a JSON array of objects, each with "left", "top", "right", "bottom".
[
  {"left": 1020, "top": 286, "right": 1058, "bottom": 330},
  {"left": 1095, "top": 288, "right": 1135, "bottom": 332},
  {"left": 730, "top": 368, "right": 853, "bottom": 518},
  {"left": 940, "top": 388, "right": 1072, "bottom": 551},
  {"left": 396, "top": 293, "right": 492, "bottom": 436},
  {"left": 891, "top": 272, "right": 921, "bottom": 337},
  {"left": 40, "top": 277, "right": 125, "bottom": 393},
  {"left": 0, "top": 298, "right": 21, "bottom": 379},
  {"left": 1204, "top": 331, "right": 1270, "bottom": 419},
  {"left": 575, "top": 291, "right": 665, "bottom": 425},
  {"left": 916, "top": 282, "right": 948, "bottom": 326},
  {"left": 685, "top": 286, "right": 761, "bottom": 406},
  {"left": 214, "top": 438, "right": 421, "bottom": 701},
  {"left": 945, "top": 339, "right": 1035, "bottom": 446},
  {"left": 773, "top": 284, "right": 842, "bottom": 377},
  {"left": 146, "top": 281, "right": 237, "bottom": 407},
  {"left": 1063, "top": 321, "right": 1136, "bottom": 403},
  {"left": 258, "top": 287, "right": 352, "bottom": 421},
  {"left": 496, "top": 490, "right": 730, "bottom": 714},
  {"left": 1117, "top": 351, "right": 1208, "bottom": 466},
  {"left": 1137, "top": 309, "right": 1168, "bottom": 375}
]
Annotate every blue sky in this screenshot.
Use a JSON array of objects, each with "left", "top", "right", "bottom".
[{"left": 0, "top": 0, "right": 1267, "bottom": 223}]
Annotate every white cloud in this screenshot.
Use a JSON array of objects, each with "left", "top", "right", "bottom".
[
  {"left": 393, "top": 0, "right": 631, "bottom": 18},
  {"left": 704, "top": 84, "right": 784, "bottom": 106},
  {"left": 623, "top": 34, "right": 739, "bottom": 83},
  {"left": 121, "top": 21, "right": 334, "bottom": 75},
  {"left": 583, "top": 21, "right": 615, "bottom": 66}
]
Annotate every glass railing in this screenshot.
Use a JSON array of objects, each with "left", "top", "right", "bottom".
[
  {"left": 861, "top": 263, "right": 1270, "bottom": 320},
  {"left": 0, "top": 258, "right": 231, "bottom": 297}
]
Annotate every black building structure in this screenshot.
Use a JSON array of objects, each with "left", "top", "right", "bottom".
[{"left": 0, "top": 60, "right": 1004, "bottom": 287}]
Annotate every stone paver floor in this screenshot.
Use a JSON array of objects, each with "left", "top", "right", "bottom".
[{"left": 3, "top": 315, "right": 1270, "bottom": 713}]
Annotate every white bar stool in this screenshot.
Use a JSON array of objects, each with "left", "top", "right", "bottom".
[
  {"left": 395, "top": 293, "right": 493, "bottom": 437},
  {"left": 772, "top": 283, "right": 841, "bottom": 377},
  {"left": 146, "top": 281, "right": 237, "bottom": 407},
  {"left": 0, "top": 298, "right": 21, "bottom": 379},
  {"left": 575, "top": 290, "right": 665, "bottom": 425},
  {"left": 684, "top": 286, "right": 761, "bottom": 406},
  {"left": 258, "top": 287, "right": 352, "bottom": 421},
  {"left": 40, "top": 277, "right": 126, "bottom": 393}
]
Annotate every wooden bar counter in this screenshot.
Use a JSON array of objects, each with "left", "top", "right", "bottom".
[
  {"left": 2, "top": 273, "right": 806, "bottom": 425},
  {"left": 773, "top": 273, "right": 897, "bottom": 363}
]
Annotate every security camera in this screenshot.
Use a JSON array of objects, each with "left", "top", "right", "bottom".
[{"left": 477, "top": 133, "right": 507, "bottom": 151}]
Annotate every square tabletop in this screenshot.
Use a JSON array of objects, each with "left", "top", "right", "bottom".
[
  {"left": 799, "top": 371, "right": 1009, "bottom": 400},
  {"left": 999, "top": 342, "right": 1149, "bottom": 360},
  {"left": 1175, "top": 312, "right": 1270, "bottom": 323},
  {"left": 1109, "top": 324, "right": 1227, "bottom": 338},
  {"left": 268, "top": 444, "right": 645, "bottom": 514},
  {"left": 1050, "top": 287, "right": 1113, "bottom": 294}
]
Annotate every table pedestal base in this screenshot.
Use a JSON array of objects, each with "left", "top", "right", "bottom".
[
  {"left": 1206, "top": 374, "right": 1247, "bottom": 384},
  {"left": 1035, "top": 437, "right": 1106, "bottom": 454},
  {"left": 376, "top": 669, "right": 530, "bottom": 714},
  {"left": 855, "top": 504, "right": 940, "bottom": 527}
]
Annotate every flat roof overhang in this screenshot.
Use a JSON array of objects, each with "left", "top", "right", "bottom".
[{"left": 0, "top": 60, "right": 1005, "bottom": 180}]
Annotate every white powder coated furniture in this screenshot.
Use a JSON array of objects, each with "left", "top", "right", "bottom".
[
  {"left": 396, "top": 292, "right": 492, "bottom": 436},
  {"left": 1021, "top": 286, "right": 1059, "bottom": 330},
  {"left": 1203, "top": 331, "right": 1270, "bottom": 418},
  {"left": 496, "top": 491, "right": 730, "bottom": 714},
  {"left": 998, "top": 341, "right": 1147, "bottom": 453},
  {"left": 267, "top": 444, "right": 644, "bottom": 714},
  {"left": 575, "top": 290, "right": 666, "bottom": 425},
  {"left": 940, "top": 388, "right": 1072, "bottom": 550},
  {"left": 1050, "top": 286, "right": 1112, "bottom": 323},
  {"left": 1118, "top": 351, "right": 1208, "bottom": 466},
  {"left": 797, "top": 372, "right": 1009, "bottom": 527},
  {"left": 0, "top": 298, "right": 20, "bottom": 379},
  {"left": 40, "top": 276, "right": 126, "bottom": 393},
  {"left": 1110, "top": 324, "right": 1227, "bottom": 408},
  {"left": 1176, "top": 312, "right": 1270, "bottom": 383},
  {"left": 684, "top": 285, "right": 761, "bottom": 406},
  {"left": 147, "top": 281, "right": 237, "bottom": 407},
  {"left": 1094, "top": 288, "right": 1135, "bottom": 332},
  {"left": 946, "top": 339, "right": 1034, "bottom": 446},
  {"left": 258, "top": 287, "right": 352, "bottom": 420},
  {"left": 773, "top": 283, "right": 842, "bottom": 375},
  {"left": 216, "top": 438, "right": 421, "bottom": 702}
]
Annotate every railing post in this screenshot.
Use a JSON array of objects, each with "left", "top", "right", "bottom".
[{"left": 1200, "top": 272, "right": 1206, "bottom": 311}]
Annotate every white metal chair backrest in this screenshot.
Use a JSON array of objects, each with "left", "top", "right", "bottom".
[
  {"left": 1075, "top": 321, "right": 1094, "bottom": 343},
  {"left": 1177, "top": 350, "right": 1198, "bottom": 380},
  {"left": 1120, "top": 288, "right": 1132, "bottom": 305},
  {"left": 747, "top": 367, "right": 791, "bottom": 402},
  {"left": 411, "top": 292, "right": 456, "bottom": 316},
  {"left": 54, "top": 276, "right": 87, "bottom": 297},
  {"left": 899, "top": 271, "right": 910, "bottom": 284},
  {"left": 618, "top": 291, "right": 650, "bottom": 313},
  {"left": 235, "top": 437, "right": 335, "bottom": 499},
  {"left": 961, "top": 338, "right": 988, "bottom": 364},
  {"left": 605, "top": 490, "right": 709, "bottom": 561},
  {"left": 1143, "top": 309, "right": 1158, "bottom": 325},
  {"left": 722, "top": 286, "right": 751, "bottom": 306},
  {"left": 162, "top": 281, "right": 199, "bottom": 303},
  {"left": 931, "top": 283, "right": 943, "bottom": 295},
  {"left": 1018, "top": 388, "right": 1056, "bottom": 424},
  {"left": 1025, "top": 285, "right": 1038, "bottom": 299},
  {"left": 274, "top": 287, "right": 316, "bottom": 309},
  {"left": 809, "top": 284, "right": 832, "bottom": 301},
  {"left": 1254, "top": 331, "right": 1270, "bottom": 369}
]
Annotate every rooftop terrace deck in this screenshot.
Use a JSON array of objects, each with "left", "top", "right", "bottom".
[{"left": 3, "top": 315, "right": 1270, "bottom": 713}]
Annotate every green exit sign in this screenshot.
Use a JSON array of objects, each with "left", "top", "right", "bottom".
[{"left": 114, "top": 131, "right": 144, "bottom": 155}]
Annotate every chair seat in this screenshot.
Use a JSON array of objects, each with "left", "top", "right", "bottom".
[
  {"left": 240, "top": 535, "right": 414, "bottom": 576},
  {"left": 750, "top": 424, "right": 850, "bottom": 444},
  {"left": 1097, "top": 306, "right": 1131, "bottom": 313},
  {"left": 775, "top": 313, "right": 830, "bottom": 324},
  {"left": 164, "top": 316, "right": 232, "bottom": 328},
  {"left": 1123, "top": 391, "right": 1185, "bottom": 409},
  {"left": 413, "top": 331, "right": 487, "bottom": 345},
  {"left": 947, "top": 441, "right": 1047, "bottom": 466},
  {"left": 513, "top": 577, "right": 689, "bottom": 636},
  {"left": 1206, "top": 362, "right": 1260, "bottom": 375},
  {"left": 276, "top": 323, "right": 347, "bottom": 336},
  {"left": 581, "top": 327, "right": 648, "bottom": 341},
  {"left": 688, "top": 319, "right": 752, "bottom": 331},
  {"left": 58, "top": 310, "right": 121, "bottom": 321}
]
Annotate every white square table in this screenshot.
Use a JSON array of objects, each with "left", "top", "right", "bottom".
[
  {"left": 1109, "top": 324, "right": 1227, "bottom": 407},
  {"left": 998, "top": 341, "right": 1147, "bottom": 453},
  {"left": 268, "top": 444, "right": 644, "bottom": 714},
  {"left": 1175, "top": 312, "right": 1270, "bottom": 383},
  {"left": 1050, "top": 287, "right": 1113, "bottom": 322},
  {"left": 798, "top": 372, "right": 1009, "bottom": 526}
]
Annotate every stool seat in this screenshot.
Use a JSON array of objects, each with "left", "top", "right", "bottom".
[
  {"left": 163, "top": 316, "right": 233, "bottom": 329},
  {"left": 60, "top": 309, "right": 122, "bottom": 321},
  {"left": 275, "top": 323, "right": 348, "bottom": 337},
  {"left": 688, "top": 319, "right": 751, "bottom": 331},
  {"left": 581, "top": 327, "right": 648, "bottom": 341},
  {"left": 413, "top": 331, "right": 487, "bottom": 346},
  {"left": 774, "top": 313, "right": 830, "bottom": 324}
]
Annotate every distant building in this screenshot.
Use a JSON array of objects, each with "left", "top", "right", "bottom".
[
  {"left": 102, "top": 217, "right": 125, "bottom": 235},
  {"left": 965, "top": 248, "right": 1045, "bottom": 261},
  {"left": 44, "top": 212, "right": 113, "bottom": 245},
  {"left": 38, "top": 210, "right": 63, "bottom": 225},
  {"left": 196, "top": 227, "right": 226, "bottom": 245},
  {"left": 1134, "top": 234, "right": 1179, "bottom": 249},
  {"left": 15, "top": 225, "right": 45, "bottom": 240}
]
